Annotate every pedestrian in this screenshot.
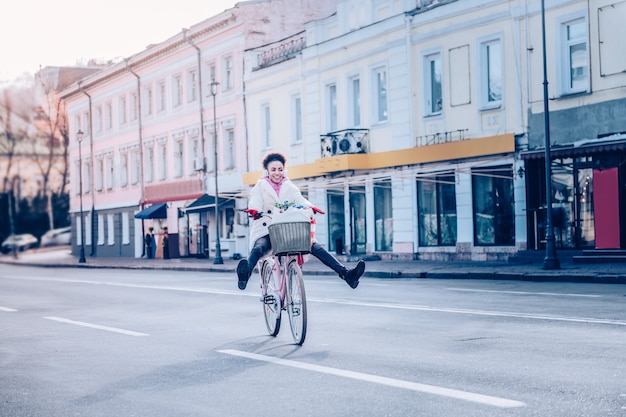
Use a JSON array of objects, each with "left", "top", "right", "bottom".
[
  {"left": 237, "top": 152, "right": 365, "bottom": 290},
  {"left": 145, "top": 227, "right": 154, "bottom": 259},
  {"left": 163, "top": 227, "right": 170, "bottom": 259}
]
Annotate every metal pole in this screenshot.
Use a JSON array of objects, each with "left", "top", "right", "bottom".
[
  {"left": 211, "top": 80, "right": 223, "bottom": 264},
  {"left": 541, "top": 0, "right": 559, "bottom": 269},
  {"left": 77, "top": 131, "right": 86, "bottom": 264}
]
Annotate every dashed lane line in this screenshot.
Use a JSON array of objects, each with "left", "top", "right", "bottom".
[
  {"left": 0, "top": 306, "right": 18, "bottom": 312},
  {"left": 4, "top": 275, "right": 625, "bottom": 326},
  {"left": 218, "top": 349, "right": 526, "bottom": 409},
  {"left": 43, "top": 316, "right": 149, "bottom": 337}
]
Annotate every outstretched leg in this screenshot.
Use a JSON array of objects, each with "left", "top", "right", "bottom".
[{"left": 310, "top": 242, "right": 365, "bottom": 288}]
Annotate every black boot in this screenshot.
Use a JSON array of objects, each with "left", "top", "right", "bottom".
[
  {"left": 341, "top": 260, "right": 365, "bottom": 289},
  {"left": 237, "top": 259, "right": 250, "bottom": 290}
]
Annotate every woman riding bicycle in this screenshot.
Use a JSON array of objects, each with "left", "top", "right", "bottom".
[{"left": 237, "top": 152, "right": 365, "bottom": 290}]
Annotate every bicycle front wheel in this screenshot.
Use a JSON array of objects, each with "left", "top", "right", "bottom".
[
  {"left": 287, "top": 259, "right": 307, "bottom": 345},
  {"left": 261, "top": 259, "right": 281, "bottom": 336}
]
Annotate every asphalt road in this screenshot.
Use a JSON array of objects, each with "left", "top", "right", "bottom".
[{"left": 1, "top": 264, "right": 625, "bottom": 416}]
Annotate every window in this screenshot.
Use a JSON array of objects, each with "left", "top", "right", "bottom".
[
  {"left": 558, "top": 14, "right": 589, "bottom": 95},
  {"left": 120, "top": 152, "right": 128, "bottom": 187},
  {"left": 372, "top": 67, "right": 388, "bottom": 122},
  {"left": 106, "top": 155, "right": 114, "bottom": 190},
  {"left": 122, "top": 212, "right": 130, "bottom": 245},
  {"left": 107, "top": 214, "right": 115, "bottom": 246},
  {"left": 349, "top": 77, "right": 361, "bottom": 127},
  {"left": 327, "top": 83, "right": 337, "bottom": 132},
  {"left": 85, "top": 213, "right": 92, "bottom": 246},
  {"left": 96, "top": 157, "right": 104, "bottom": 191},
  {"left": 206, "top": 63, "right": 216, "bottom": 94},
  {"left": 327, "top": 190, "right": 345, "bottom": 253},
  {"left": 292, "top": 95, "right": 302, "bottom": 143},
  {"left": 76, "top": 212, "right": 82, "bottom": 245},
  {"left": 472, "top": 167, "right": 514, "bottom": 246},
  {"left": 158, "top": 143, "right": 167, "bottom": 180},
  {"left": 84, "top": 161, "right": 92, "bottom": 193},
  {"left": 130, "top": 93, "right": 138, "bottom": 121},
  {"left": 188, "top": 70, "right": 197, "bottom": 102},
  {"left": 145, "top": 146, "right": 154, "bottom": 182},
  {"left": 174, "top": 140, "right": 184, "bottom": 177},
  {"left": 105, "top": 102, "right": 112, "bottom": 130},
  {"left": 97, "top": 214, "right": 104, "bottom": 245},
  {"left": 262, "top": 104, "right": 271, "bottom": 148},
  {"left": 119, "top": 96, "right": 127, "bottom": 125},
  {"left": 82, "top": 112, "right": 90, "bottom": 135},
  {"left": 190, "top": 137, "right": 200, "bottom": 171},
  {"left": 225, "top": 129, "right": 235, "bottom": 169},
  {"left": 374, "top": 180, "right": 393, "bottom": 251},
  {"left": 74, "top": 160, "right": 81, "bottom": 195},
  {"left": 95, "top": 106, "right": 103, "bottom": 132},
  {"left": 224, "top": 57, "right": 233, "bottom": 90},
  {"left": 480, "top": 37, "right": 502, "bottom": 108},
  {"left": 144, "top": 86, "right": 153, "bottom": 116},
  {"left": 424, "top": 52, "right": 442, "bottom": 115},
  {"left": 418, "top": 174, "right": 457, "bottom": 246},
  {"left": 157, "top": 81, "right": 166, "bottom": 112},
  {"left": 173, "top": 75, "right": 182, "bottom": 107},
  {"left": 131, "top": 150, "right": 140, "bottom": 185}
]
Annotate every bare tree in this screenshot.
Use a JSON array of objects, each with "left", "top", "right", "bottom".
[{"left": 0, "top": 87, "right": 28, "bottom": 193}]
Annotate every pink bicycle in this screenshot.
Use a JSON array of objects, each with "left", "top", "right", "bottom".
[{"left": 255, "top": 212, "right": 311, "bottom": 345}]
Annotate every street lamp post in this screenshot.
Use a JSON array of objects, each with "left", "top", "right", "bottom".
[
  {"left": 210, "top": 79, "right": 223, "bottom": 265},
  {"left": 540, "top": 0, "right": 559, "bottom": 270},
  {"left": 77, "top": 130, "right": 86, "bottom": 264}
]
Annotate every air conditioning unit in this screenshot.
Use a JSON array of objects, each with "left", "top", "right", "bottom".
[{"left": 193, "top": 158, "right": 204, "bottom": 171}]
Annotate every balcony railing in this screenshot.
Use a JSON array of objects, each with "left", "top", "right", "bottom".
[
  {"left": 254, "top": 34, "right": 306, "bottom": 70},
  {"left": 320, "top": 129, "right": 370, "bottom": 157}
]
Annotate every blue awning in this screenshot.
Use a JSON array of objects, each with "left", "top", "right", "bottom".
[
  {"left": 134, "top": 203, "right": 167, "bottom": 219},
  {"left": 184, "top": 194, "right": 229, "bottom": 214}
]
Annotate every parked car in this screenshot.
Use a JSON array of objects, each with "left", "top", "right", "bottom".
[
  {"left": 1, "top": 234, "right": 39, "bottom": 254},
  {"left": 40, "top": 227, "right": 71, "bottom": 247}
]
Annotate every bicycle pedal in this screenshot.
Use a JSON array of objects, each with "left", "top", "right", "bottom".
[{"left": 262, "top": 295, "right": 276, "bottom": 305}]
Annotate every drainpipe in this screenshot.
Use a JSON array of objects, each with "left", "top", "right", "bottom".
[
  {"left": 183, "top": 28, "right": 207, "bottom": 192},
  {"left": 124, "top": 59, "right": 146, "bottom": 257},
  {"left": 404, "top": 13, "right": 415, "bottom": 147},
  {"left": 77, "top": 80, "right": 96, "bottom": 256}
]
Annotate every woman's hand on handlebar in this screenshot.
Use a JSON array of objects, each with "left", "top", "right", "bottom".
[{"left": 244, "top": 208, "right": 263, "bottom": 220}]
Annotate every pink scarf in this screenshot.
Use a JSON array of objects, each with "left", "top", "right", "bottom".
[{"left": 264, "top": 176, "right": 286, "bottom": 197}]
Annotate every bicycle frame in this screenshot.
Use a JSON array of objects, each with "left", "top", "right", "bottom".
[{"left": 259, "top": 251, "right": 307, "bottom": 345}]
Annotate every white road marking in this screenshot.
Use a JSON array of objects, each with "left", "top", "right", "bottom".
[
  {"left": 0, "top": 306, "right": 18, "bottom": 312},
  {"left": 3, "top": 275, "right": 624, "bottom": 326},
  {"left": 446, "top": 287, "right": 603, "bottom": 298},
  {"left": 218, "top": 349, "right": 526, "bottom": 409},
  {"left": 43, "top": 316, "right": 148, "bottom": 337},
  {"left": 310, "top": 298, "right": 626, "bottom": 326}
]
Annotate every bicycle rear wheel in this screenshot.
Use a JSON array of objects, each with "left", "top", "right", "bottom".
[
  {"left": 287, "top": 259, "right": 307, "bottom": 345},
  {"left": 261, "top": 259, "right": 281, "bottom": 336}
]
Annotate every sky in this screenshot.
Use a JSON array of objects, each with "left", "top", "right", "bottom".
[{"left": 1, "top": 0, "right": 240, "bottom": 85}]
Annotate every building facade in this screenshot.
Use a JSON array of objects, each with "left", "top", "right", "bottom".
[
  {"left": 62, "top": 0, "right": 626, "bottom": 261},
  {"left": 60, "top": 0, "right": 336, "bottom": 259}
]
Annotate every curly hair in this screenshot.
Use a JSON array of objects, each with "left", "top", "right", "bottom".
[{"left": 262, "top": 152, "right": 287, "bottom": 169}]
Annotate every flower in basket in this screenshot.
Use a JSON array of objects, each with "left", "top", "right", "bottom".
[{"left": 274, "top": 200, "right": 296, "bottom": 212}]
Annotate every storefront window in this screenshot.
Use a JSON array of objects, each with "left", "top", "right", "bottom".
[
  {"left": 472, "top": 167, "right": 515, "bottom": 246},
  {"left": 417, "top": 174, "right": 457, "bottom": 246},
  {"left": 327, "top": 191, "right": 345, "bottom": 254},
  {"left": 374, "top": 179, "right": 393, "bottom": 251}
]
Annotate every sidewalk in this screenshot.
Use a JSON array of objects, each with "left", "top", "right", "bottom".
[{"left": 1, "top": 246, "right": 626, "bottom": 284}]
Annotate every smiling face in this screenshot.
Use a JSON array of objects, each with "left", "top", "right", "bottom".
[{"left": 266, "top": 160, "right": 285, "bottom": 184}]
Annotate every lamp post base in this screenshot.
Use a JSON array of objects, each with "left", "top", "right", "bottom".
[{"left": 79, "top": 247, "right": 86, "bottom": 263}]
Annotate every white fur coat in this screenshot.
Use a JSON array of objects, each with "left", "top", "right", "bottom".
[{"left": 247, "top": 177, "right": 312, "bottom": 246}]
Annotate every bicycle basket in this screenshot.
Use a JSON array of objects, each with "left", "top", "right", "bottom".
[{"left": 268, "top": 221, "right": 311, "bottom": 255}]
